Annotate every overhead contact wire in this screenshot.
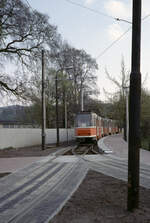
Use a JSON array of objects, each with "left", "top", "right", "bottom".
[
  {"left": 65, "top": 0, "right": 115, "bottom": 20},
  {"left": 96, "top": 12, "right": 150, "bottom": 60},
  {"left": 96, "top": 27, "right": 131, "bottom": 59}
]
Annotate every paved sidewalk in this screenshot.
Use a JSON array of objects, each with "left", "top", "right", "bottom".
[
  {"left": 0, "top": 145, "right": 88, "bottom": 223},
  {"left": 0, "top": 159, "right": 87, "bottom": 223},
  {"left": 103, "top": 134, "right": 150, "bottom": 164},
  {"left": 0, "top": 157, "right": 44, "bottom": 173},
  {"left": 0, "top": 146, "right": 72, "bottom": 173}
]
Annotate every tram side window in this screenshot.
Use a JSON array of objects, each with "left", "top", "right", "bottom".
[{"left": 91, "top": 116, "right": 96, "bottom": 126}]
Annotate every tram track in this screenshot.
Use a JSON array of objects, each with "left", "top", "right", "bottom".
[{"left": 71, "top": 143, "right": 99, "bottom": 156}]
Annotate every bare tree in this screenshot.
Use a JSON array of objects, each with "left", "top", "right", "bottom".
[
  {"left": 104, "top": 58, "right": 130, "bottom": 100},
  {"left": 104, "top": 58, "right": 130, "bottom": 139},
  {"left": 51, "top": 43, "right": 99, "bottom": 110},
  {"left": 0, "top": 0, "right": 58, "bottom": 96}
]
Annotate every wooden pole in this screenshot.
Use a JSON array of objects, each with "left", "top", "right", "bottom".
[{"left": 127, "top": 0, "right": 142, "bottom": 211}]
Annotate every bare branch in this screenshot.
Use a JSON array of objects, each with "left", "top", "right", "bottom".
[
  {"left": 0, "top": 80, "right": 18, "bottom": 95},
  {"left": 105, "top": 68, "right": 121, "bottom": 88}
]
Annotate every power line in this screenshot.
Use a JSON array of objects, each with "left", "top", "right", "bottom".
[
  {"left": 115, "top": 18, "right": 132, "bottom": 24},
  {"left": 24, "top": 0, "right": 150, "bottom": 61},
  {"left": 65, "top": 0, "right": 115, "bottom": 20},
  {"left": 65, "top": 0, "right": 150, "bottom": 61},
  {"left": 96, "top": 27, "right": 131, "bottom": 59},
  {"left": 64, "top": 0, "right": 133, "bottom": 61},
  {"left": 96, "top": 12, "right": 150, "bottom": 60},
  {"left": 65, "top": 0, "right": 132, "bottom": 25},
  {"left": 143, "top": 13, "right": 150, "bottom": 21}
]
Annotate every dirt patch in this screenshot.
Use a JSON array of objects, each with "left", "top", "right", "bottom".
[
  {"left": 0, "top": 145, "right": 57, "bottom": 157},
  {"left": 0, "top": 172, "right": 11, "bottom": 178},
  {"left": 50, "top": 170, "right": 150, "bottom": 223},
  {"left": 0, "top": 142, "right": 74, "bottom": 158}
]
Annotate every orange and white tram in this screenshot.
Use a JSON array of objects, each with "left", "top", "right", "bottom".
[{"left": 75, "top": 111, "right": 119, "bottom": 143}]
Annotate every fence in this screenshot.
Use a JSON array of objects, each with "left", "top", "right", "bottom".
[{"left": 0, "top": 128, "right": 75, "bottom": 149}]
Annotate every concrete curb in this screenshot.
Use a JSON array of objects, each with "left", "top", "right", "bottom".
[{"left": 98, "top": 136, "right": 113, "bottom": 154}]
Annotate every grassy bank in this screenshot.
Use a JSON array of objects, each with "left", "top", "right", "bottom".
[{"left": 141, "top": 138, "right": 150, "bottom": 151}]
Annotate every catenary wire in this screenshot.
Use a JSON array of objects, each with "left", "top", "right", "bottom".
[
  {"left": 143, "top": 13, "right": 150, "bottom": 21},
  {"left": 96, "top": 12, "right": 150, "bottom": 60},
  {"left": 24, "top": 0, "right": 150, "bottom": 61},
  {"left": 65, "top": 0, "right": 132, "bottom": 24},
  {"left": 65, "top": 0, "right": 115, "bottom": 20},
  {"left": 23, "top": 0, "right": 132, "bottom": 61},
  {"left": 96, "top": 27, "right": 131, "bottom": 59}
]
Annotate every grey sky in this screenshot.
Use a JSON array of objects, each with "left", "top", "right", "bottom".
[{"left": 27, "top": 0, "right": 150, "bottom": 100}]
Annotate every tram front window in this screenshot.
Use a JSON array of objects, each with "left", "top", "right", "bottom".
[{"left": 75, "top": 114, "right": 92, "bottom": 127}]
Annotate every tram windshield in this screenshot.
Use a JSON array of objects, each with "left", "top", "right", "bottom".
[{"left": 75, "top": 114, "right": 92, "bottom": 127}]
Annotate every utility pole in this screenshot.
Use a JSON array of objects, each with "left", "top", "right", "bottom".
[
  {"left": 126, "top": 89, "right": 129, "bottom": 144},
  {"left": 41, "top": 50, "right": 46, "bottom": 150},
  {"left": 127, "top": 0, "right": 142, "bottom": 211},
  {"left": 81, "top": 87, "right": 84, "bottom": 111},
  {"left": 55, "top": 70, "right": 59, "bottom": 146},
  {"left": 64, "top": 92, "right": 69, "bottom": 145}
]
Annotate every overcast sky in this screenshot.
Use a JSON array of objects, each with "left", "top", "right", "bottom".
[{"left": 27, "top": 0, "right": 150, "bottom": 101}]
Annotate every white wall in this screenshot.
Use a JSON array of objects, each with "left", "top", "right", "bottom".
[{"left": 0, "top": 128, "right": 75, "bottom": 149}]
